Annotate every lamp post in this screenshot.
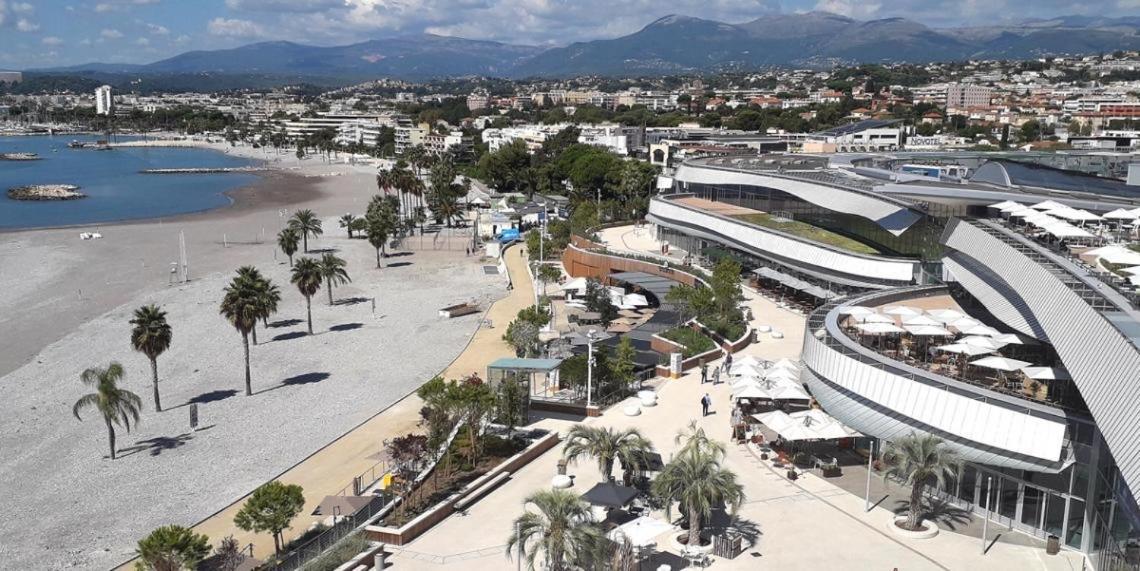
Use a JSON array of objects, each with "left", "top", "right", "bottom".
[
  {"left": 586, "top": 330, "right": 597, "bottom": 409},
  {"left": 864, "top": 439, "right": 876, "bottom": 512},
  {"left": 981, "top": 476, "right": 993, "bottom": 554}
]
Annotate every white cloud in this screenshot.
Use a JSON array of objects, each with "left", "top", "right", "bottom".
[
  {"left": 0, "top": 1, "right": 6, "bottom": 27},
  {"left": 15, "top": 17, "right": 36, "bottom": 31},
  {"left": 174, "top": 34, "right": 191, "bottom": 44},
  {"left": 147, "top": 23, "right": 169, "bottom": 35},
  {"left": 42, "top": 36, "right": 64, "bottom": 46},
  {"left": 136, "top": 37, "right": 150, "bottom": 46},
  {"left": 11, "top": 1, "right": 31, "bottom": 13},
  {"left": 207, "top": 17, "right": 266, "bottom": 38},
  {"left": 101, "top": 28, "right": 124, "bottom": 39},
  {"left": 94, "top": 3, "right": 113, "bottom": 12},
  {"left": 226, "top": 0, "right": 340, "bottom": 11}
]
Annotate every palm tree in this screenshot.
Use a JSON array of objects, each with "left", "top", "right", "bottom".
[
  {"left": 367, "top": 215, "right": 390, "bottom": 268},
  {"left": 235, "top": 267, "right": 278, "bottom": 345},
  {"left": 882, "top": 433, "right": 961, "bottom": 531},
  {"left": 506, "top": 489, "right": 604, "bottom": 571},
  {"left": 129, "top": 304, "right": 172, "bottom": 412},
  {"left": 287, "top": 209, "right": 323, "bottom": 252},
  {"left": 652, "top": 443, "right": 745, "bottom": 548},
  {"left": 339, "top": 213, "right": 359, "bottom": 239},
  {"left": 562, "top": 425, "right": 654, "bottom": 483},
  {"left": 277, "top": 228, "right": 300, "bottom": 266},
  {"left": 291, "top": 257, "right": 322, "bottom": 334},
  {"left": 73, "top": 362, "right": 142, "bottom": 460},
  {"left": 318, "top": 252, "right": 351, "bottom": 305},
  {"left": 220, "top": 270, "right": 262, "bottom": 396}
]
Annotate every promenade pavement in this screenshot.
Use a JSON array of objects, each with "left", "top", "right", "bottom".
[{"left": 387, "top": 291, "right": 1084, "bottom": 571}]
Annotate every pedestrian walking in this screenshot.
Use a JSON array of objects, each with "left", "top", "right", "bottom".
[
  {"left": 700, "top": 362, "right": 708, "bottom": 384},
  {"left": 701, "top": 393, "right": 712, "bottom": 417},
  {"left": 725, "top": 352, "right": 734, "bottom": 372},
  {"left": 713, "top": 367, "right": 721, "bottom": 385}
]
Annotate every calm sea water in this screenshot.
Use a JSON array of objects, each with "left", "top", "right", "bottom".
[{"left": 0, "top": 135, "right": 260, "bottom": 230}]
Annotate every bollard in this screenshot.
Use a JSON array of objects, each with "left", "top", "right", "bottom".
[
  {"left": 373, "top": 544, "right": 388, "bottom": 569},
  {"left": 557, "top": 459, "right": 567, "bottom": 476}
]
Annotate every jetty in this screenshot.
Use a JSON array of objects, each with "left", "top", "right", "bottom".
[{"left": 7, "top": 184, "right": 86, "bottom": 201}]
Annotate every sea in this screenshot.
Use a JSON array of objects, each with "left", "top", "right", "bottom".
[{"left": 0, "top": 135, "right": 260, "bottom": 230}]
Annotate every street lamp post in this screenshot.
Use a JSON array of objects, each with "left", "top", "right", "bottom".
[
  {"left": 981, "top": 476, "right": 993, "bottom": 554},
  {"left": 586, "top": 330, "right": 597, "bottom": 409},
  {"left": 864, "top": 439, "right": 876, "bottom": 512}
]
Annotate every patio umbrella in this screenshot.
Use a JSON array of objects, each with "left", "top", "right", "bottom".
[
  {"left": 837, "top": 306, "right": 875, "bottom": 317},
  {"left": 607, "top": 323, "right": 633, "bottom": 333},
  {"left": 607, "top": 516, "right": 674, "bottom": 547},
  {"left": 790, "top": 409, "right": 862, "bottom": 438},
  {"left": 733, "top": 355, "right": 764, "bottom": 367},
  {"left": 856, "top": 322, "right": 906, "bottom": 335},
  {"left": 902, "top": 314, "right": 941, "bottom": 326},
  {"left": 883, "top": 305, "right": 923, "bottom": 317},
  {"left": 856, "top": 313, "right": 894, "bottom": 324},
  {"left": 905, "top": 325, "right": 954, "bottom": 336},
  {"left": 1022, "top": 366, "right": 1072, "bottom": 381},
  {"left": 949, "top": 317, "right": 982, "bottom": 330},
  {"left": 560, "top": 277, "right": 588, "bottom": 292},
  {"left": 581, "top": 482, "right": 639, "bottom": 508},
  {"left": 1119, "top": 266, "right": 1140, "bottom": 276},
  {"left": 960, "top": 335, "right": 1007, "bottom": 351},
  {"left": 970, "top": 356, "right": 1032, "bottom": 372},
  {"left": 770, "top": 358, "right": 800, "bottom": 371},
  {"left": 936, "top": 343, "right": 993, "bottom": 356},
  {"left": 1031, "top": 200, "right": 1067, "bottom": 211},
  {"left": 731, "top": 377, "right": 763, "bottom": 390},
  {"left": 734, "top": 384, "right": 773, "bottom": 400},
  {"left": 990, "top": 200, "right": 1023, "bottom": 211},
  {"left": 960, "top": 324, "right": 1002, "bottom": 337},
  {"left": 992, "top": 333, "right": 1026, "bottom": 345},
  {"left": 312, "top": 495, "right": 374, "bottom": 517},
  {"left": 769, "top": 384, "right": 812, "bottom": 401},
  {"left": 927, "top": 308, "right": 967, "bottom": 323},
  {"left": 762, "top": 368, "right": 800, "bottom": 381}
]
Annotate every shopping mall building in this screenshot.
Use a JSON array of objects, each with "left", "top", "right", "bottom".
[{"left": 648, "top": 153, "right": 1140, "bottom": 567}]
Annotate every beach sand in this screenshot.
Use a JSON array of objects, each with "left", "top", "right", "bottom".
[{"left": 0, "top": 155, "right": 509, "bottom": 570}]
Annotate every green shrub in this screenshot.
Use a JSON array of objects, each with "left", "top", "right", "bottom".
[
  {"left": 303, "top": 533, "right": 370, "bottom": 571},
  {"left": 660, "top": 327, "right": 716, "bottom": 357}
]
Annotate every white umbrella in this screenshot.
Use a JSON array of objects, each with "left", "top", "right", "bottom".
[
  {"left": 1021, "top": 366, "right": 1072, "bottom": 381},
  {"left": 990, "top": 200, "right": 1023, "bottom": 211},
  {"left": 607, "top": 516, "right": 674, "bottom": 547},
  {"left": 731, "top": 377, "right": 763, "bottom": 390},
  {"left": 763, "top": 368, "right": 800, "bottom": 381},
  {"left": 960, "top": 324, "right": 1002, "bottom": 337},
  {"left": 1119, "top": 266, "right": 1140, "bottom": 276},
  {"left": 734, "top": 385, "right": 772, "bottom": 400},
  {"left": 856, "top": 322, "right": 906, "bottom": 335},
  {"left": 970, "top": 356, "right": 1032, "bottom": 372},
  {"left": 837, "top": 306, "right": 875, "bottom": 317},
  {"left": 730, "top": 363, "right": 764, "bottom": 377},
  {"left": 733, "top": 355, "right": 764, "bottom": 367},
  {"left": 1051, "top": 208, "right": 1100, "bottom": 222},
  {"left": 856, "top": 313, "right": 895, "bottom": 324},
  {"left": 936, "top": 343, "right": 993, "bottom": 356},
  {"left": 560, "top": 277, "right": 588, "bottom": 292},
  {"left": 902, "top": 314, "right": 941, "bottom": 326},
  {"left": 1103, "top": 208, "right": 1138, "bottom": 220},
  {"left": 769, "top": 384, "right": 812, "bottom": 401},
  {"left": 1031, "top": 200, "right": 1067, "bottom": 211},
  {"left": 927, "top": 308, "right": 967, "bottom": 323},
  {"left": 770, "top": 358, "right": 800, "bottom": 371},
  {"left": 993, "top": 333, "right": 1027, "bottom": 345},
  {"left": 960, "top": 335, "right": 1007, "bottom": 350},
  {"left": 905, "top": 325, "right": 954, "bottom": 336},
  {"left": 949, "top": 317, "right": 982, "bottom": 330},
  {"left": 883, "top": 305, "right": 923, "bottom": 317}
]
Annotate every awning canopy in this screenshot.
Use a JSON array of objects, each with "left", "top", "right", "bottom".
[
  {"left": 607, "top": 516, "right": 673, "bottom": 547},
  {"left": 752, "top": 267, "right": 837, "bottom": 299},
  {"left": 753, "top": 409, "right": 860, "bottom": 441},
  {"left": 970, "top": 356, "right": 1032, "bottom": 372},
  {"left": 580, "top": 482, "right": 638, "bottom": 508}
]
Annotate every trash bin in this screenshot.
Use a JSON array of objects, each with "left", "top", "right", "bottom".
[
  {"left": 1046, "top": 534, "right": 1060, "bottom": 555},
  {"left": 374, "top": 544, "right": 388, "bottom": 568}
]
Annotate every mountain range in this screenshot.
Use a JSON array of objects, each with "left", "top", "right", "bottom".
[{"left": 37, "top": 12, "right": 1140, "bottom": 80}]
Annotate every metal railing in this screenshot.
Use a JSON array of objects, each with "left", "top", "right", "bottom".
[{"left": 270, "top": 494, "right": 387, "bottom": 571}]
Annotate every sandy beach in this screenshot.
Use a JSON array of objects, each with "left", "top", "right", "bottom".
[{"left": 0, "top": 148, "right": 508, "bottom": 570}]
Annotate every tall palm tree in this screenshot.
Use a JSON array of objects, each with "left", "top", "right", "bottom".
[
  {"left": 291, "top": 257, "right": 322, "bottom": 334},
  {"left": 367, "top": 215, "right": 390, "bottom": 268},
  {"left": 562, "top": 425, "right": 654, "bottom": 483},
  {"left": 318, "top": 252, "right": 351, "bottom": 305},
  {"left": 220, "top": 269, "right": 262, "bottom": 396},
  {"left": 73, "top": 362, "right": 142, "bottom": 460},
  {"left": 506, "top": 489, "right": 604, "bottom": 571},
  {"left": 652, "top": 443, "right": 745, "bottom": 548},
  {"left": 235, "top": 267, "right": 278, "bottom": 345},
  {"left": 277, "top": 228, "right": 300, "bottom": 267},
  {"left": 882, "top": 433, "right": 961, "bottom": 531},
  {"left": 129, "top": 304, "right": 172, "bottom": 412},
  {"left": 287, "top": 209, "right": 323, "bottom": 252},
  {"left": 339, "top": 213, "right": 359, "bottom": 239}
]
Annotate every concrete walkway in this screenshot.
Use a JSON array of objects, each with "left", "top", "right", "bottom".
[
  {"left": 386, "top": 292, "right": 1084, "bottom": 571},
  {"left": 116, "top": 245, "right": 535, "bottom": 567}
]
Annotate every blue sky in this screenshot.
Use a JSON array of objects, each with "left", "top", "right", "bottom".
[{"left": 0, "top": 0, "right": 1134, "bottom": 68}]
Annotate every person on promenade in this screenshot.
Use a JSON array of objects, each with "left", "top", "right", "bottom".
[
  {"left": 701, "top": 393, "right": 712, "bottom": 416},
  {"left": 724, "top": 352, "right": 733, "bottom": 373},
  {"left": 712, "top": 367, "right": 721, "bottom": 385},
  {"left": 700, "top": 362, "right": 708, "bottom": 384}
]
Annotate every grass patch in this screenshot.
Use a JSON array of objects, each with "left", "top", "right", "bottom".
[
  {"left": 303, "top": 533, "right": 370, "bottom": 571},
  {"left": 732, "top": 213, "right": 879, "bottom": 255},
  {"left": 660, "top": 327, "right": 717, "bottom": 357}
]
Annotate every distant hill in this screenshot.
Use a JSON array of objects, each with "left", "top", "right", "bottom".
[{"left": 34, "top": 12, "right": 1140, "bottom": 81}]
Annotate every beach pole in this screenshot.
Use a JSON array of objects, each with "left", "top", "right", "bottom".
[{"left": 224, "top": 233, "right": 228, "bottom": 248}]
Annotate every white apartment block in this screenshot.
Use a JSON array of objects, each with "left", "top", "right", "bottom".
[
  {"left": 95, "top": 85, "right": 114, "bottom": 116},
  {"left": 946, "top": 84, "right": 993, "bottom": 111}
]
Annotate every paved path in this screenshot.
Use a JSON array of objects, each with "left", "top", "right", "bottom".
[
  {"left": 116, "top": 246, "right": 533, "bottom": 568},
  {"left": 388, "top": 292, "right": 1084, "bottom": 571}
]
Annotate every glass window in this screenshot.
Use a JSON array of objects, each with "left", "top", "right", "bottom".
[
  {"left": 959, "top": 465, "right": 978, "bottom": 506},
  {"left": 999, "top": 478, "right": 1019, "bottom": 520},
  {"left": 1045, "top": 494, "right": 1066, "bottom": 539},
  {"left": 1068, "top": 498, "right": 1086, "bottom": 549},
  {"left": 1022, "top": 486, "right": 1044, "bottom": 529}
]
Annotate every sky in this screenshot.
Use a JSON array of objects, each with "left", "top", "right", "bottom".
[{"left": 1, "top": 0, "right": 1138, "bottom": 68}]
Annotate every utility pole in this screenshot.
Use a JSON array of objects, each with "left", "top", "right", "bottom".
[
  {"left": 981, "top": 476, "right": 993, "bottom": 554},
  {"left": 586, "top": 330, "right": 596, "bottom": 409},
  {"left": 864, "top": 439, "right": 875, "bottom": 511}
]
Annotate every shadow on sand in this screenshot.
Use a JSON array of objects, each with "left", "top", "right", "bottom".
[
  {"left": 330, "top": 322, "right": 363, "bottom": 332},
  {"left": 334, "top": 297, "right": 370, "bottom": 306},
  {"left": 272, "top": 331, "right": 308, "bottom": 342},
  {"left": 255, "top": 372, "right": 331, "bottom": 395},
  {"left": 268, "top": 318, "right": 303, "bottom": 328},
  {"left": 387, "top": 261, "right": 413, "bottom": 268},
  {"left": 118, "top": 427, "right": 213, "bottom": 458}
]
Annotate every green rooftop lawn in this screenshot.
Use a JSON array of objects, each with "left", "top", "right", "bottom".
[{"left": 731, "top": 213, "right": 880, "bottom": 255}]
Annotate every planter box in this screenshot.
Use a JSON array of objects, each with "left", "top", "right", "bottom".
[
  {"left": 439, "top": 303, "right": 480, "bottom": 318},
  {"left": 364, "top": 432, "right": 560, "bottom": 546}
]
